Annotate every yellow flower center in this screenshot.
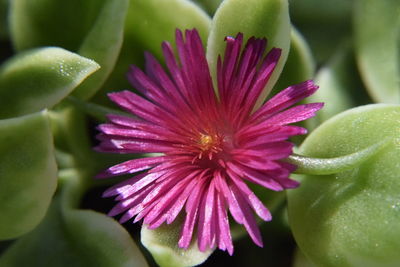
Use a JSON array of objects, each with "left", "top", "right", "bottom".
[{"left": 200, "top": 134, "right": 214, "bottom": 150}]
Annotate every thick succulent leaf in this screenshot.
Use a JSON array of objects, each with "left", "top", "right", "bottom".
[
  {"left": 10, "top": 0, "right": 105, "bottom": 51},
  {"left": 141, "top": 217, "right": 213, "bottom": 267},
  {"left": 64, "top": 209, "right": 148, "bottom": 267},
  {"left": 0, "top": 200, "right": 85, "bottom": 267},
  {"left": 354, "top": 0, "right": 400, "bottom": 103},
  {"left": 289, "top": 0, "right": 353, "bottom": 63},
  {"left": 0, "top": 202, "right": 149, "bottom": 267},
  {"left": 288, "top": 139, "right": 390, "bottom": 175},
  {"left": 288, "top": 104, "right": 400, "bottom": 266},
  {"left": 0, "top": 47, "right": 99, "bottom": 119},
  {"left": 0, "top": 177, "right": 149, "bottom": 267},
  {"left": 127, "top": 0, "right": 210, "bottom": 58},
  {"left": 274, "top": 27, "right": 315, "bottom": 93},
  {"left": 0, "top": 111, "right": 57, "bottom": 240},
  {"left": 93, "top": 0, "right": 211, "bottom": 105},
  {"left": 49, "top": 108, "right": 94, "bottom": 168},
  {"left": 206, "top": 0, "right": 291, "bottom": 105},
  {"left": 190, "top": 0, "right": 223, "bottom": 15},
  {"left": 293, "top": 249, "right": 317, "bottom": 267},
  {"left": 72, "top": 0, "right": 129, "bottom": 100},
  {"left": 10, "top": 0, "right": 128, "bottom": 100},
  {"left": 305, "top": 43, "right": 368, "bottom": 129}
]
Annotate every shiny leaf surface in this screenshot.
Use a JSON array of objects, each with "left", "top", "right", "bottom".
[
  {"left": 354, "top": 0, "right": 400, "bottom": 103},
  {"left": 288, "top": 104, "right": 400, "bottom": 267},
  {"left": 0, "top": 111, "right": 57, "bottom": 240},
  {"left": 0, "top": 47, "right": 99, "bottom": 119}
]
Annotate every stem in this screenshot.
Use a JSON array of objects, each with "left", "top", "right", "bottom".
[{"left": 287, "top": 138, "right": 391, "bottom": 175}]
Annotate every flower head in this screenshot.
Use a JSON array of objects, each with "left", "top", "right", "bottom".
[{"left": 96, "top": 29, "right": 323, "bottom": 255}]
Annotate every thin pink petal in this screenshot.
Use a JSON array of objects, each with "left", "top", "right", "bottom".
[
  {"left": 228, "top": 181, "right": 263, "bottom": 247},
  {"left": 227, "top": 168, "right": 272, "bottom": 221},
  {"left": 197, "top": 179, "right": 216, "bottom": 252},
  {"left": 263, "top": 102, "right": 324, "bottom": 125},
  {"left": 96, "top": 156, "right": 168, "bottom": 178},
  {"left": 178, "top": 178, "right": 207, "bottom": 249},
  {"left": 251, "top": 80, "right": 319, "bottom": 121},
  {"left": 216, "top": 193, "right": 234, "bottom": 255}
]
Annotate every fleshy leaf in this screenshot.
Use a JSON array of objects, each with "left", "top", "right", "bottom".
[
  {"left": 0, "top": 47, "right": 99, "bottom": 119},
  {"left": 304, "top": 43, "right": 369, "bottom": 129},
  {"left": 274, "top": 27, "right": 315, "bottom": 93},
  {"left": 293, "top": 249, "right": 317, "bottom": 267},
  {"left": 288, "top": 138, "right": 390, "bottom": 175},
  {"left": 10, "top": 0, "right": 128, "bottom": 100},
  {"left": 10, "top": 0, "right": 105, "bottom": 51},
  {"left": 354, "top": 0, "right": 400, "bottom": 103},
  {"left": 190, "top": 0, "right": 223, "bottom": 15},
  {"left": 64, "top": 210, "right": 149, "bottom": 267},
  {"left": 0, "top": 175, "right": 149, "bottom": 267},
  {"left": 126, "top": 0, "right": 210, "bottom": 58},
  {"left": 93, "top": 0, "right": 211, "bottom": 105},
  {"left": 206, "top": 0, "right": 290, "bottom": 106},
  {"left": 141, "top": 217, "right": 213, "bottom": 267},
  {"left": 289, "top": 0, "right": 352, "bottom": 63},
  {"left": 288, "top": 104, "right": 400, "bottom": 266},
  {"left": 0, "top": 111, "right": 57, "bottom": 240},
  {"left": 72, "top": 0, "right": 129, "bottom": 100}
]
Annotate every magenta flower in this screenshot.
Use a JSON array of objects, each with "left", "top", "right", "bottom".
[{"left": 96, "top": 29, "right": 322, "bottom": 255}]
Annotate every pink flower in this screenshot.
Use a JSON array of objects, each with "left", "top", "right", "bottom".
[{"left": 96, "top": 29, "right": 323, "bottom": 255}]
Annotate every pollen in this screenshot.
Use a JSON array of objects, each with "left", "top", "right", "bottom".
[
  {"left": 200, "top": 134, "right": 213, "bottom": 149},
  {"left": 197, "top": 133, "right": 223, "bottom": 160}
]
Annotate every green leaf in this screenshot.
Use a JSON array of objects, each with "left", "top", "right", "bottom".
[
  {"left": 93, "top": 0, "right": 211, "bottom": 106},
  {"left": 10, "top": 0, "right": 105, "bottom": 51},
  {"left": 206, "top": 0, "right": 291, "bottom": 106},
  {"left": 354, "top": 0, "right": 400, "bottom": 103},
  {"left": 287, "top": 104, "right": 400, "bottom": 266},
  {"left": 190, "top": 0, "right": 223, "bottom": 15},
  {"left": 10, "top": 0, "right": 129, "bottom": 100},
  {"left": 49, "top": 107, "right": 96, "bottom": 175},
  {"left": 287, "top": 138, "right": 390, "bottom": 175},
  {"left": 293, "top": 249, "right": 317, "bottom": 267},
  {"left": 141, "top": 216, "right": 213, "bottom": 267},
  {"left": 65, "top": 210, "right": 149, "bottom": 267},
  {"left": 72, "top": 0, "right": 129, "bottom": 100},
  {"left": 0, "top": 176, "right": 149, "bottom": 267},
  {"left": 274, "top": 27, "right": 315, "bottom": 93},
  {"left": 305, "top": 43, "right": 370, "bottom": 129},
  {"left": 0, "top": 47, "right": 99, "bottom": 119},
  {"left": 289, "top": 0, "right": 353, "bottom": 63},
  {"left": 0, "top": 111, "right": 57, "bottom": 240},
  {"left": 127, "top": 0, "right": 210, "bottom": 58}
]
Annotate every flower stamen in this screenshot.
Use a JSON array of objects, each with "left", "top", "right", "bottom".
[{"left": 197, "top": 132, "right": 224, "bottom": 160}]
